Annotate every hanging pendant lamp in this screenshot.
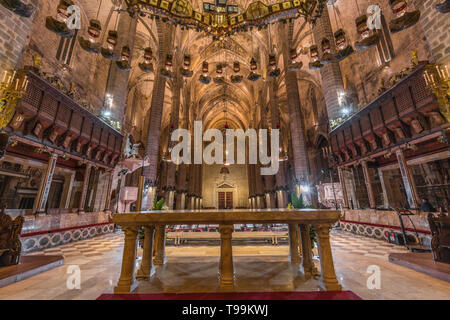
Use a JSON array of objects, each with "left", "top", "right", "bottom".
[
  {"left": 268, "top": 54, "right": 281, "bottom": 78},
  {"left": 230, "top": 61, "right": 243, "bottom": 83},
  {"left": 0, "top": 0, "right": 35, "bottom": 17},
  {"left": 334, "top": 29, "right": 354, "bottom": 62},
  {"left": 309, "top": 45, "right": 323, "bottom": 70},
  {"left": 79, "top": 19, "right": 102, "bottom": 54},
  {"left": 247, "top": 57, "right": 261, "bottom": 81},
  {"left": 288, "top": 48, "right": 303, "bottom": 71},
  {"left": 354, "top": 15, "right": 380, "bottom": 51},
  {"left": 180, "top": 54, "right": 193, "bottom": 77},
  {"left": 160, "top": 54, "right": 173, "bottom": 79},
  {"left": 45, "top": 0, "right": 75, "bottom": 38},
  {"left": 116, "top": 46, "right": 132, "bottom": 71},
  {"left": 101, "top": 30, "right": 119, "bottom": 60},
  {"left": 199, "top": 61, "right": 211, "bottom": 84},
  {"left": 214, "top": 63, "right": 226, "bottom": 84},
  {"left": 139, "top": 47, "right": 154, "bottom": 73},
  {"left": 320, "top": 38, "right": 334, "bottom": 65},
  {"left": 389, "top": 0, "right": 421, "bottom": 33}
]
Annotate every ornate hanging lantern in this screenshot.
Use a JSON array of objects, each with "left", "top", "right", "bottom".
[
  {"left": 288, "top": 48, "right": 303, "bottom": 71},
  {"left": 354, "top": 15, "right": 380, "bottom": 51},
  {"left": 180, "top": 54, "right": 193, "bottom": 77},
  {"left": 199, "top": 61, "right": 211, "bottom": 84},
  {"left": 309, "top": 45, "right": 323, "bottom": 70},
  {"left": 268, "top": 54, "right": 281, "bottom": 78},
  {"left": 116, "top": 46, "right": 131, "bottom": 71},
  {"left": 214, "top": 63, "right": 226, "bottom": 84},
  {"left": 436, "top": 0, "right": 450, "bottom": 13},
  {"left": 389, "top": 0, "right": 421, "bottom": 33},
  {"left": 45, "top": 0, "right": 75, "bottom": 38},
  {"left": 247, "top": 57, "right": 261, "bottom": 81},
  {"left": 334, "top": 29, "right": 354, "bottom": 62},
  {"left": 79, "top": 19, "right": 102, "bottom": 54},
  {"left": 320, "top": 38, "right": 334, "bottom": 64},
  {"left": 0, "top": 0, "right": 35, "bottom": 17},
  {"left": 230, "top": 61, "right": 243, "bottom": 83},
  {"left": 101, "top": 30, "right": 119, "bottom": 60},
  {"left": 160, "top": 54, "right": 173, "bottom": 79},
  {"left": 139, "top": 47, "right": 154, "bottom": 73}
]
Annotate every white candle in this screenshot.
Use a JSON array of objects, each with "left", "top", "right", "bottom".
[
  {"left": 2, "top": 71, "right": 6, "bottom": 83},
  {"left": 24, "top": 80, "right": 28, "bottom": 91},
  {"left": 436, "top": 66, "right": 442, "bottom": 79},
  {"left": 430, "top": 74, "right": 435, "bottom": 84},
  {"left": 423, "top": 74, "right": 429, "bottom": 86},
  {"left": 445, "top": 65, "right": 449, "bottom": 78},
  {"left": 7, "top": 76, "right": 11, "bottom": 84},
  {"left": 12, "top": 70, "right": 16, "bottom": 79},
  {"left": 15, "top": 79, "right": 19, "bottom": 90}
]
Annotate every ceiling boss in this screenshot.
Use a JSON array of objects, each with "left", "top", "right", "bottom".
[{"left": 125, "top": 0, "right": 323, "bottom": 39}]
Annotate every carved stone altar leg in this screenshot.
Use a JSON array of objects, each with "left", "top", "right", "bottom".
[
  {"left": 153, "top": 225, "right": 166, "bottom": 265},
  {"left": 299, "top": 224, "right": 314, "bottom": 278},
  {"left": 136, "top": 226, "right": 155, "bottom": 279},
  {"left": 315, "top": 224, "right": 342, "bottom": 291},
  {"left": 288, "top": 224, "right": 301, "bottom": 264},
  {"left": 114, "top": 226, "right": 139, "bottom": 293},
  {"left": 219, "top": 224, "right": 234, "bottom": 290}
]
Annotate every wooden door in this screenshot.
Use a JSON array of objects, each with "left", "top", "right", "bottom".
[
  {"left": 225, "top": 192, "right": 233, "bottom": 209},
  {"left": 218, "top": 192, "right": 226, "bottom": 209}
]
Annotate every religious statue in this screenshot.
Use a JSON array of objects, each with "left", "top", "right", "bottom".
[
  {"left": 0, "top": 205, "right": 24, "bottom": 266},
  {"left": 124, "top": 133, "right": 141, "bottom": 159}
]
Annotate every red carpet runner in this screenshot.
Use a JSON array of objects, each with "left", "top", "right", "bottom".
[{"left": 97, "top": 291, "right": 362, "bottom": 300}]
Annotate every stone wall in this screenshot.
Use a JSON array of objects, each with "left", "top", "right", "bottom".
[
  {"left": 0, "top": 1, "right": 37, "bottom": 71},
  {"left": 413, "top": 0, "right": 450, "bottom": 65},
  {"left": 202, "top": 164, "right": 249, "bottom": 209},
  {"left": 331, "top": 0, "right": 433, "bottom": 106}
]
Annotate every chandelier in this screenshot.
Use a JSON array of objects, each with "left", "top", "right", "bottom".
[{"left": 125, "top": 0, "right": 322, "bottom": 39}]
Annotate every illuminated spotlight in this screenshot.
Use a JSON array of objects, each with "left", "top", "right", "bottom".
[
  {"left": 102, "top": 109, "right": 112, "bottom": 118},
  {"left": 342, "top": 107, "right": 350, "bottom": 115},
  {"left": 300, "top": 185, "right": 310, "bottom": 193}
]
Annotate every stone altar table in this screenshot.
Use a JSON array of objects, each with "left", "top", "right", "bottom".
[{"left": 112, "top": 208, "right": 341, "bottom": 293}]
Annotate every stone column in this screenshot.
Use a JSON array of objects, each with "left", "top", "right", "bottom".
[
  {"left": 34, "top": 153, "right": 58, "bottom": 214},
  {"left": 104, "top": 7, "right": 138, "bottom": 126},
  {"left": 219, "top": 224, "right": 234, "bottom": 290},
  {"left": 136, "top": 225, "right": 155, "bottom": 279},
  {"left": 299, "top": 224, "right": 314, "bottom": 278},
  {"left": 114, "top": 226, "right": 139, "bottom": 293},
  {"left": 281, "top": 22, "right": 311, "bottom": 203},
  {"left": 315, "top": 224, "right": 342, "bottom": 291},
  {"left": 377, "top": 168, "right": 390, "bottom": 209},
  {"left": 361, "top": 161, "right": 376, "bottom": 209},
  {"left": 165, "top": 72, "right": 181, "bottom": 209},
  {"left": 64, "top": 171, "right": 76, "bottom": 209},
  {"left": 337, "top": 167, "right": 349, "bottom": 209},
  {"left": 313, "top": 5, "right": 345, "bottom": 122},
  {"left": 288, "top": 224, "right": 301, "bottom": 264},
  {"left": 153, "top": 225, "right": 166, "bottom": 265},
  {"left": 396, "top": 149, "right": 419, "bottom": 208},
  {"left": 78, "top": 163, "right": 92, "bottom": 213},
  {"left": 103, "top": 170, "right": 114, "bottom": 212}
]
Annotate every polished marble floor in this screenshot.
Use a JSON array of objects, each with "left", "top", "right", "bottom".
[{"left": 0, "top": 230, "right": 449, "bottom": 300}]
